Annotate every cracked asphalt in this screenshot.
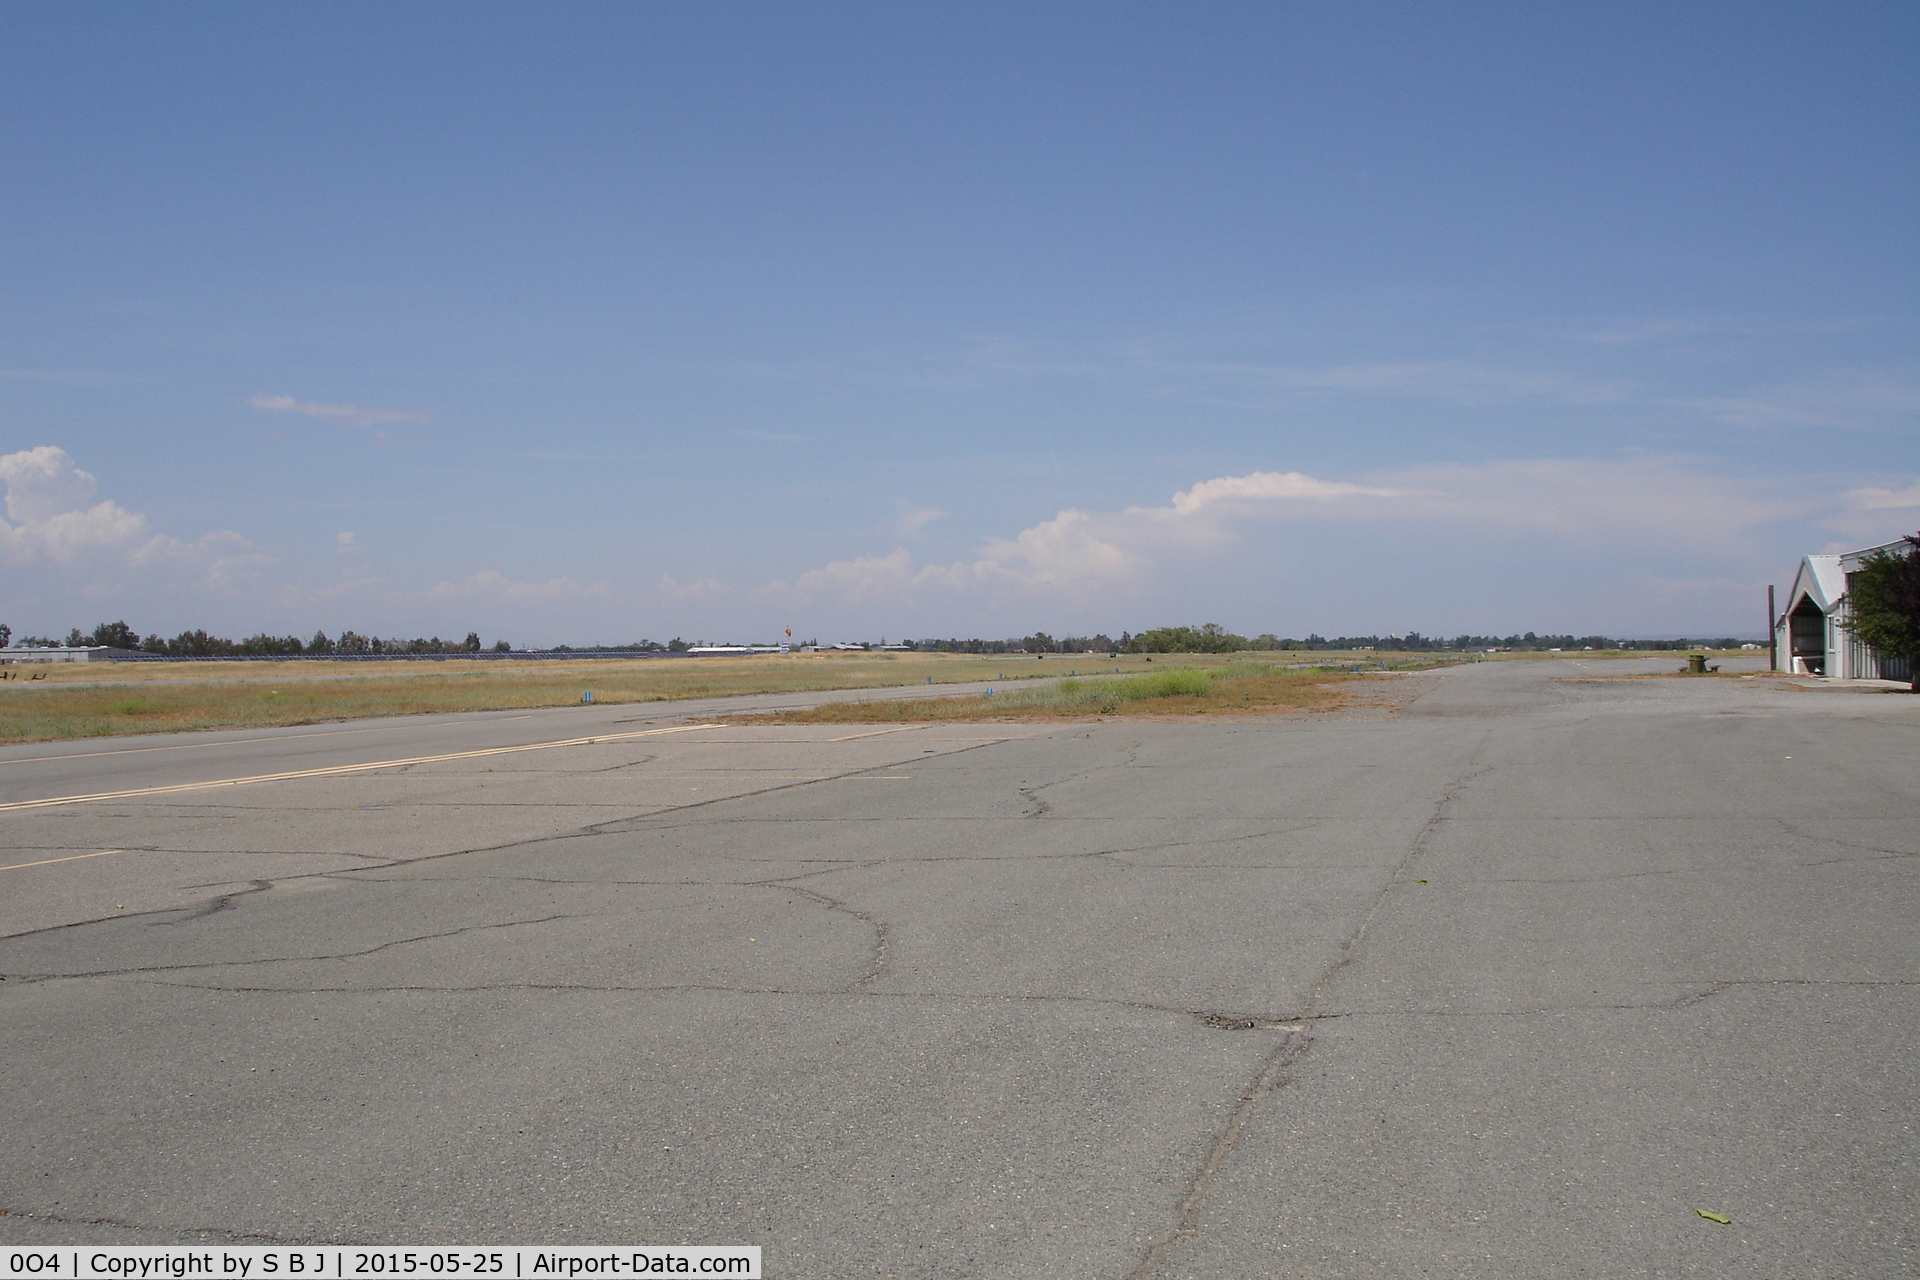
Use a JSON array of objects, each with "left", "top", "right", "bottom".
[{"left": 0, "top": 657, "right": 1913, "bottom": 1278}]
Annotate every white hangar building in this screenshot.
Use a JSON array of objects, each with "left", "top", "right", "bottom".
[{"left": 1774, "top": 538, "right": 1914, "bottom": 682}]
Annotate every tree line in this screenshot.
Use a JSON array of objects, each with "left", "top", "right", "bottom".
[
  {"left": 909, "top": 626, "right": 1757, "bottom": 654},
  {"left": 1121, "top": 627, "right": 1758, "bottom": 653},
  {"left": 909, "top": 634, "right": 1118, "bottom": 654},
  {"left": 0, "top": 618, "right": 1769, "bottom": 659},
  {"left": 0, "top": 620, "right": 510, "bottom": 657}
]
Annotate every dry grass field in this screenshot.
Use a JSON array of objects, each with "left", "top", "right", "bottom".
[
  {"left": 0, "top": 648, "right": 1593, "bottom": 743},
  {"left": 727, "top": 663, "right": 1393, "bottom": 723},
  {"left": 0, "top": 651, "right": 1161, "bottom": 744}
]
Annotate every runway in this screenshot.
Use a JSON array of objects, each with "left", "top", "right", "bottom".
[{"left": 1, "top": 658, "right": 1912, "bottom": 1278}]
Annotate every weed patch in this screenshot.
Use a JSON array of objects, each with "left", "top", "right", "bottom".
[
  {"left": 0, "top": 652, "right": 1444, "bottom": 744},
  {"left": 0, "top": 654, "right": 1156, "bottom": 744},
  {"left": 731, "top": 664, "right": 1378, "bottom": 724}
]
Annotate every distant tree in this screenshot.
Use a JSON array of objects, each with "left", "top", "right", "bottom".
[
  {"left": 237, "top": 633, "right": 305, "bottom": 655},
  {"left": 64, "top": 627, "right": 86, "bottom": 647},
  {"left": 308, "top": 631, "right": 334, "bottom": 654},
  {"left": 1844, "top": 533, "right": 1920, "bottom": 691},
  {"left": 89, "top": 621, "right": 141, "bottom": 649},
  {"left": 464, "top": 632, "right": 481, "bottom": 652},
  {"left": 1126, "top": 623, "right": 1247, "bottom": 654},
  {"left": 492, "top": 639, "right": 511, "bottom": 652},
  {"left": 335, "top": 631, "right": 371, "bottom": 655},
  {"left": 667, "top": 638, "right": 688, "bottom": 652},
  {"left": 0, "top": 622, "right": 10, "bottom": 649},
  {"left": 164, "top": 629, "right": 237, "bottom": 656}
]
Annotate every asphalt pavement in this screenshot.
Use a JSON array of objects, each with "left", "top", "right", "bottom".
[{"left": 0, "top": 657, "right": 1913, "bottom": 1278}]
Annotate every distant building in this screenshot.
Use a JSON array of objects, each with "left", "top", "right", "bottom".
[
  {"left": 0, "top": 646, "right": 143, "bottom": 664},
  {"left": 1775, "top": 539, "right": 1913, "bottom": 681}
]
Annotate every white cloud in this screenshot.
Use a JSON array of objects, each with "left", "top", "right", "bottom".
[
  {"left": 1165, "top": 471, "right": 1405, "bottom": 514},
  {"left": 891, "top": 505, "right": 949, "bottom": 537},
  {"left": 1672, "top": 376, "right": 1920, "bottom": 431},
  {"left": 785, "top": 549, "right": 924, "bottom": 604},
  {"left": 337, "top": 531, "right": 359, "bottom": 553},
  {"left": 1840, "top": 478, "right": 1920, "bottom": 511},
  {"left": 425, "top": 571, "right": 610, "bottom": 603},
  {"left": 770, "top": 458, "right": 1805, "bottom": 612},
  {"left": 1821, "top": 475, "right": 1920, "bottom": 541},
  {"left": 658, "top": 574, "right": 730, "bottom": 602},
  {"left": 1151, "top": 357, "right": 1632, "bottom": 408},
  {"left": 1175, "top": 354, "right": 1916, "bottom": 433},
  {"left": 964, "top": 507, "right": 1144, "bottom": 587},
  {"left": 1269, "top": 360, "right": 1629, "bottom": 406},
  {"left": 249, "top": 394, "right": 426, "bottom": 427},
  {"left": 0, "top": 446, "right": 269, "bottom": 588},
  {"left": 1571, "top": 318, "right": 1719, "bottom": 345},
  {"left": 1363, "top": 457, "right": 1799, "bottom": 539}
]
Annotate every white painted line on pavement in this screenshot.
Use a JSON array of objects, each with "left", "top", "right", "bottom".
[
  {"left": 0, "top": 724, "right": 722, "bottom": 814},
  {"left": 0, "top": 849, "right": 127, "bottom": 872},
  {"left": 0, "top": 713, "right": 542, "bottom": 766}
]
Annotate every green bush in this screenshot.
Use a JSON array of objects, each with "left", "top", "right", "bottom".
[{"left": 1017, "top": 668, "right": 1215, "bottom": 709}]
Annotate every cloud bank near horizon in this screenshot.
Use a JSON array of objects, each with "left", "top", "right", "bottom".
[
  {"left": 0, "top": 446, "right": 268, "bottom": 592},
  {"left": 4, "top": 444, "right": 1915, "bottom": 641},
  {"left": 761, "top": 458, "right": 1845, "bottom": 615}
]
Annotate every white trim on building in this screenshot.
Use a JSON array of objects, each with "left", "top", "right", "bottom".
[
  {"left": 1773, "top": 539, "right": 1913, "bottom": 681},
  {"left": 0, "top": 646, "right": 142, "bottom": 664}
]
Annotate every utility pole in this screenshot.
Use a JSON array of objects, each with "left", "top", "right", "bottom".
[{"left": 1767, "top": 584, "right": 1777, "bottom": 671}]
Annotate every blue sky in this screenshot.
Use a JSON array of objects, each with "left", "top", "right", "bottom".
[{"left": 3, "top": 2, "right": 1915, "bottom": 645}]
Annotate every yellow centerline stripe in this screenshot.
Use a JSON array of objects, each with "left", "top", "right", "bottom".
[
  {"left": 0, "top": 716, "right": 537, "bottom": 767},
  {"left": 0, "top": 849, "right": 127, "bottom": 872},
  {"left": 826, "top": 727, "right": 918, "bottom": 742},
  {"left": 0, "top": 724, "right": 721, "bottom": 814}
]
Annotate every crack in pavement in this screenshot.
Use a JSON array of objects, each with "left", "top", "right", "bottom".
[
  {"left": 105, "top": 799, "right": 697, "bottom": 812},
  {"left": 575, "top": 745, "right": 1013, "bottom": 836},
  {"left": 1125, "top": 734, "right": 1497, "bottom": 1280},
  {"left": 114, "top": 980, "right": 1326, "bottom": 1029},
  {"left": 771, "top": 881, "right": 891, "bottom": 987},
  {"left": 1318, "top": 985, "right": 1730, "bottom": 1019},
  {"left": 2, "top": 913, "right": 580, "bottom": 982},
  {"left": 1458, "top": 847, "right": 1920, "bottom": 884},
  {"left": 590, "top": 814, "right": 1368, "bottom": 834},
  {"left": 165, "top": 879, "right": 276, "bottom": 924},
  {"left": 1016, "top": 785, "right": 1051, "bottom": 818},
  {"left": 1011, "top": 755, "right": 1126, "bottom": 819},
  {"left": 68, "top": 974, "right": 1901, "bottom": 1020},
  {"left": 1093, "top": 823, "right": 1325, "bottom": 859},
  {"left": 1315, "top": 978, "right": 1919, "bottom": 1019},
  {"left": 1, "top": 844, "right": 397, "bottom": 867},
  {"left": 1774, "top": 818, "right": 1917, "bottom": 859},
  {"left": 3, "top": 862, "right": 904, "bottom": 986},
  {"left": 0, "top": 1206, "right": 328, "bottom": 1245},
  {"left": 0, "top": 749, "right": 995, "bottom": 944}
]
